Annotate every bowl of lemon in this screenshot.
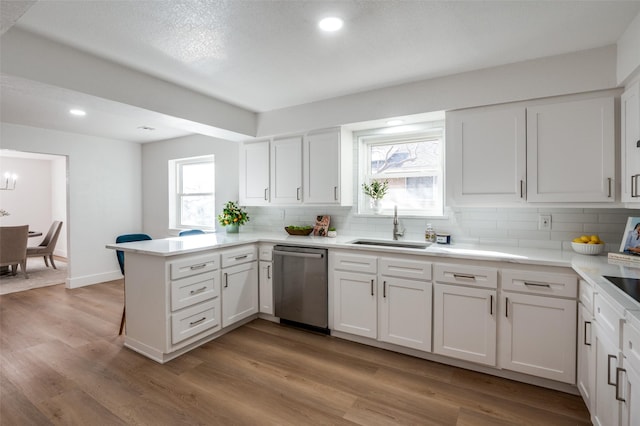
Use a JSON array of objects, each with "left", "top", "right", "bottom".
[{"left": 571, "top": 235, "right": 605, "bottom": 255}]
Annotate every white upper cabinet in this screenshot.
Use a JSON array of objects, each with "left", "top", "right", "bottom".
[
  {"left": 447, "top": 106, "right": 526, "bottom": 205},
  {"left": 621, "top": 81, "right": 640, "bottom": 204},
  {"left": 303, "top": 129, "right": 352, "bottom": 205},
  {"left": 526, "top": 96, "right": 615, "bottom": 203},
  {"left": 239, "top": 140, "right": 270, "bottom": 206},
  {"left": 270, "top": 136, "right": 303, "bottom": 204}
]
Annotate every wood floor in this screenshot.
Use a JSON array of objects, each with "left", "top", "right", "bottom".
[{"left": 0, "top": 280, "right": 591, "bottom": 425}]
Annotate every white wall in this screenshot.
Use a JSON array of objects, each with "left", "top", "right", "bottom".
[
  {"left": 142, "top": 134, "right": 239, "bottom": 238},
  {"left": 618, "top": 12, "right": 640, "bottom": 85},
  {"left": 0, "top": 123, "right": 142, "bottom": 288}
]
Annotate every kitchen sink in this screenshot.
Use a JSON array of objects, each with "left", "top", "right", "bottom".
[{"left": 348, "top": 239, "right": 431, "bottom": 249}]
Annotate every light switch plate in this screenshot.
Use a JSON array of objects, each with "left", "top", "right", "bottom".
[{"left": 538, "top": 214, "right": 552, "bottom": 230}]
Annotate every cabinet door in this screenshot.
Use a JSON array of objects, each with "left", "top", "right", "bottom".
[
  {"left": 622, "top": 364, "right": 640, "bottom": 426},
  {"left": 577, "top": 303, "right": 595, "bottom": 414},
  {"left": 304, "top": 129, "right": 341, "bottom": 204},
  {"left": 378, "top": 277, "right": 432, "bottom": 352},
  {"left": 239, "top": 140, "right": 270, "bottom": 205},
  {"left": 258, "top": 260, "right": 273, "bottom": 315},
  {"left": 499, "top": 293, "right": 576, "bottom": 383},
  {"left": 433, "top": 284, "right": 496, "bottom": 366},
  {"left": 221, "top": 262, "right": 258, "bottom": 328},
  {"left": 593, "top": 326, "right": 621, "bottom": 426},
  {"left": 446, "top": 106, "right": 526, "bottom": 205},
  {"left": 332, "top": 270, "right": 377, "bottom": 339},
  {"left": 621, "top": 82, "right": 640, "bottom": 203},
  {"left": 271, "top": 136, "right": 302, "bottom": 204},
  {"left": 526, "top": 97, "right": 615, "bottom": 202}
]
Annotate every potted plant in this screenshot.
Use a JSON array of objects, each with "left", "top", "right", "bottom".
[
  {"left": 217, "top": 201, "right": 249, "bottom": 233},
  {"left": 327, "top": 227, "right": 337, "bottom": 238},
  {"left": 362, "top": 180, "right": 389, "bottom": 214}
]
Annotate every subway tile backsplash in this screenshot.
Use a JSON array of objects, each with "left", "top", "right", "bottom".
[{"left": 243, "top": 205, "right": 640, "bottom": 252}]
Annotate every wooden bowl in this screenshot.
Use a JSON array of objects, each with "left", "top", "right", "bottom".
[{"left": 284, "top": 227, "right": 313, "bottom": 236}]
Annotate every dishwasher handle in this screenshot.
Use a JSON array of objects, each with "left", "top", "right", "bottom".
[{"left": 274, "top": 250, "right": 324, "bottom": 259}]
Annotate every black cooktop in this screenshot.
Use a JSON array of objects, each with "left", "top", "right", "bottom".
[{"left": 604, "top": 276, "right": 640, "bottom": 304}]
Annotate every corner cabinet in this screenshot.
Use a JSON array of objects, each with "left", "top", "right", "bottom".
[
  {"left": 220, "top": 245, "right": 259, "bottom": 328},
  {"left": 446, "top": 105, "right": 526, "bottom": 205},
  {"left": 622, "top": 81, "right": 640, "bottom": 204},
  {"left": 526, "top": 96, "right": 615, "bottom": 203},
  {"left": 303, "top": 128, "right": 352, "bottom": 205},
  {"left": 239, "top": 140, "right": 270, "bottom": 206}
]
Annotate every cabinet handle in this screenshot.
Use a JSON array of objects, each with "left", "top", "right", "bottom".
[
  {"left": 297, "top": 187, "right": 301, "bottom": 200},
  {"left": 189, "top": 286, "right": 207, "bottom": 295},
  {"left": 523, "top": 282, "right": 551, "bottom": 288},
  {"left": 370, "top": 279, "right": 374, "bottom": 296},
  {"left": 189, "top": 263, "right": 207, "bottom": 270},
  {"left": 505, "top": 297, "right": 509, "bottom": 318},
  {"left": 584, "top": 321, "right": 591, "bottom": 346},
  {"left": 189, "top": 317, "right": 206, "bottom": 326},
  {"left": 334, "top": 186, "right": 338, "bottom": 201},
  {"left": 615, "top": 368, "right": 626, "bottom": 402},
  {"left": 264, "top": 188, "right": 269, "bottom": 201},
  {"left": 453, "top": 273, "right": 476, "bottom": 281},
  {"left": 383, "top": 281, "right": 386, "bottom": 298},
  {"left": 520, "top": 180, "right": 525, "bottom": 198},
  {"left": 234, "top": 255, "right": 248, "bottom": 260},
  {"left": 267, "top": 264, "right": 271, "bottom": 279},
  {"left": 633, "top": 175, "right": 640, "bottom": 198},
  {"left": 607, "top": 177, "right": 612, "bottom": 198},
  {"left": 607, "top": 354, "right": 617, "bottom": 386},
  {"left": 224, "top": 273, "right": 228, "bottom": 288},
  {"left": 490, "top": 294, "right": 494, "bottom": 315}
]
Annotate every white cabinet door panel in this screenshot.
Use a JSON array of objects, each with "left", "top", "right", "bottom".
[
  {"left": 271, "top": 136, "right": 302, "bottom": 204},
  {"left": 332, "top": 270, "right": 377, "bottom": 339},
  {"left": 304, "top": 129, "right": 340, "bottom": 204},
  {"left": 222, "top": 262, "right": 258, "bottom": 328},
  {"left": 622, "top": 82, "right": 640, "bottom": 203},
  {"left": 239, "top": 140, "right": 270, "bottom": 205},
  {"left": 259, "top": 260, "right": 273, "bottom": 315}
]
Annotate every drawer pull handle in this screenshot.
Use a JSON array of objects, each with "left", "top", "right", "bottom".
[
  {"left": 607, "top": 354, "right": 617, "bottom": 386},
  {"left": 267, "top": 265, "right": 271, "bottom": 279},
  {"left": 189, "top": 263, "right": 207, "bottom": 270},
  {"left": 584, "top": 321, "right": 591, "bottom": 346},
  {"left": 523, "top": 282, "right": 551, "bottom": 288},
  {"left": 189, "top": 286, "right": 207, "bottom": 295},
  {"left": 490, "top": 294, "right": 494, "bottom": 315},
  {"left": 224, "top": 273, "right": 228, "bottom": 288},
  {"left": 520, "top": 180, "right": 525, "bottom": 198},
  {"left": 264, "top": 188, "right": 269, "bottom": 201},
  {"left": 505, "top": 297, "right": 509, "bottom": 318},
  {"left": 371, "top": 279, "right": 374, "bottom": 296},
  {"left": 616, "top": 368, "right": 626, "bottom": 402},
  {"left": 297, "top": 187, "right": 301, "bottom": 201},
  {"left": 607, "top": 177, "right": 612, "bottom": 198},
  {"left": 234, "top": 255, "right": 248, "bottom": 260},
  {"left": 383, "top": 281, "right": 386, "bottom": 298},
  {"left": 453, "top": 273, "right": 476, "bottom": 281},
  {"left": 189, "top": 317, "right": 207, "bottom": 326},
  {"left": 334, "top": 186, "right": 338, "bottom": 201}
]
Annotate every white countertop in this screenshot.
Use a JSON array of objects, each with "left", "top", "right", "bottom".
[{"left": 107, "top": 230, "right": 640, "bottom": 319}]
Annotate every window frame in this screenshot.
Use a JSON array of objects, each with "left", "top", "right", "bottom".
[
  {"left": 170, "top": 155, "right": 215, "bottom": 231},
  {"left": 357, "top": 122, "right": 444, "bottom": 217}
]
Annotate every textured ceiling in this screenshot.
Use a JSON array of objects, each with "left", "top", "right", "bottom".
[{"left": 12, "top": 0, "right": 640, "bottom": 112}]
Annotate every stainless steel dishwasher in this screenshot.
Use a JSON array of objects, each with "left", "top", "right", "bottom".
[{"left": 273, "top": 245, "right": 328, "bottom": 333}]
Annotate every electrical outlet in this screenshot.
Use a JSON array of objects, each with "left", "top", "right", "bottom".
[{"left": 538, "top": 214, "right": 552, "bottom": 230}]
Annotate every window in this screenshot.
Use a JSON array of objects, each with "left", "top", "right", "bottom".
[
  {"left": 358, "top": 121, "right": 444, "bottom": 216},
  {"left": 169, "top": 155, "right": 215, "bottom": 230}
]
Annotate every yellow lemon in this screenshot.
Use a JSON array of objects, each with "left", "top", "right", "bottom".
[
  {"left": 590, "top": 235, "right": 600, "bottom": 243},
  {"left": 580, "top": 235, "right": 590, "bottom": 243},
  {"left": 572, "top": 237, "right": 584, "bottom": 243},
  {"left": 587, "top": 240, "right": 598, "bottom": 245}
]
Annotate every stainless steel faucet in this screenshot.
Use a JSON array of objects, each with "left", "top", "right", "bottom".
[{"left": 393, "top": 205, "right": 404, "bottom": 240}]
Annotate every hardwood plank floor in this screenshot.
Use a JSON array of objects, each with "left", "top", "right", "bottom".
[{"left": 0, "top": 281, "right": 591, "bottom": 425}]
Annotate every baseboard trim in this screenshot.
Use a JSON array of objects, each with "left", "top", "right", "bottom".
[{"left": 67, "top": 270, "right": 122, "bottom": 288}]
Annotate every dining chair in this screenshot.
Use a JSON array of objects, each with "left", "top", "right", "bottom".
[
  {"left": 178, "top": 229, "right": 205, "bottom": 236},
  {"left": 26, "top": 221, "right": 63, "bottom": 268},
  {"left": 115, "top": 233, "right": 152, "bottom": 335},
  {"left": 0, "top": 225, "right": 29, "bottom": 278}
]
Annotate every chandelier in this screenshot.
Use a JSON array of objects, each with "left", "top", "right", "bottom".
[{"left": 0, "top": 172, "right": 17, "bottom": 190}]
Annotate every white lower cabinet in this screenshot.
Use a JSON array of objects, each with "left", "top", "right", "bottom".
[
  {"left": 622, "top": 313, "right": 640, "bottom": 426},
  {"left": 432, "top": 263, "right": 498, "bottom": 366},
  {"left": 499, "top": 269, "right": 577, "bottom": 384},
  {"left": 258, "top": 244, "right": 274, "bottom": 315},
  {"left": 577, "top": 299, "right": 595, "bottom": 412},
  {"left": 332, "top": 269, "right": 377, "bottom": 339},
  {"left": 221, "top": 246, "right": 259, "bottom": 328}
]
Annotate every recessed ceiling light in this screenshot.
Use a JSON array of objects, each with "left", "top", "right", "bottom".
[
  {"left": 137, "top": 126, "right": 156, "bottom": 131},
  {"left": 318, "top": 17, "right": 343, "bottom": 32},
  {"left": 69, "top": 109, "right": 86, "bottom": 116},
  {"left": 386, "top": 119, "right": 404, "bottom": 126}
]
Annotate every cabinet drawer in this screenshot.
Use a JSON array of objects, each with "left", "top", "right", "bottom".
[
  {"left": 624, "top": 314, "right": 640, "bottom": 373},
  {"left": 221, "top": 245, "right": 258, "bottom": 268},
  {"left": 379, "top": 257, "right": 431, "bottom": 281},
  {"left": 171, "top": 299, "right": 220, "bottom": 345},
  {"left": 433, "top": 264, "right": 497, "bottom": 289},
  {"left": 171, "top": 271, "right": 220, "bottom": 311},
  {"left": 259, "top": 244, "right": 274, "bottom": 261},
  {"left": 331, "top": 251, "right": 377, "bottom": 274},
  {"left": 170, "top": 253, "right": 219, "bottom": 280},
  {"left": 594, "top": 292, "right": 624, "bottom": 348},
  {"left": 501, "top": 269, "right": 577, "bottom": 298},
  {"left": 579, "top": 279, "right": 595, "bottom": 313}
]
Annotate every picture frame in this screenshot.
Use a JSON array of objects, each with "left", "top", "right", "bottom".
[{"left": 619, "top": 217, "right": 640, "bottom": 255}]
